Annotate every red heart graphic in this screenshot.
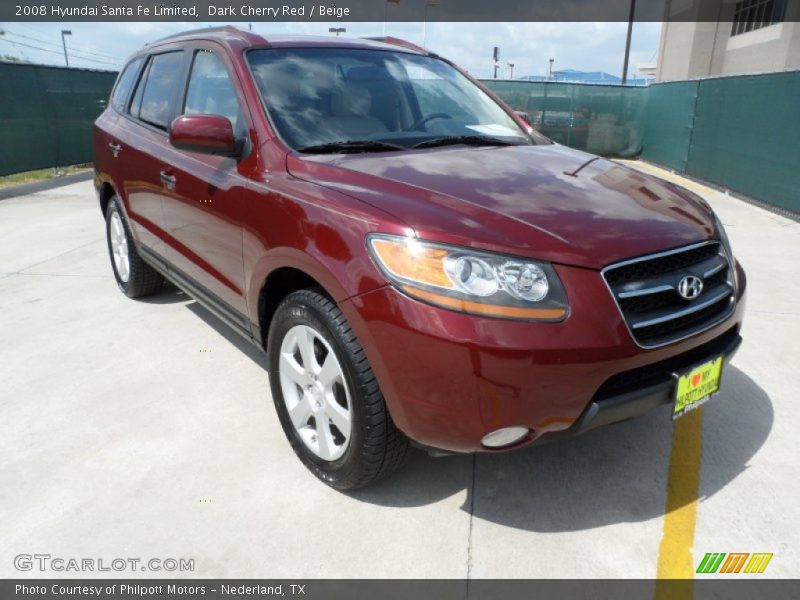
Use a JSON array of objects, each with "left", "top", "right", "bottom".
[{"left": 691, "top": 373, "right": 702, "bottom": 387}]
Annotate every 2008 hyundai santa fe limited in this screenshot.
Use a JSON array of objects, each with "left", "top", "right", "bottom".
[{"left": 94, "top": 26, "right": 746, "bottom": 489}]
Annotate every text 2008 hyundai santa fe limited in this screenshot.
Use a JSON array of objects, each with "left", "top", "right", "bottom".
[{"left": 94, "top": 27, "right": 746, "bottom": 489}]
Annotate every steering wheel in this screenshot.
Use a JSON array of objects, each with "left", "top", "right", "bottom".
[{"left": 404, "top": 112, "right": 453, "bottom": 132}]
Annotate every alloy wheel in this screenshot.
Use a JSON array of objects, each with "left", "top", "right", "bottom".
[
  {"left": 278, "top": 324, "right": 352, "bottom": 461},
  {"left": 109, "top": 211, "right": 130, "bottom": 283}
]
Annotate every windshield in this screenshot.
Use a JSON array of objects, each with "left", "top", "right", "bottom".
[{"left": 246, "top": 47, "right": 534, "bottom": 152}]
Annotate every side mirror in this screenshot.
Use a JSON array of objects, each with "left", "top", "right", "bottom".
[{"left": 169, "top": 114, "right": 240, "bottom": 158}]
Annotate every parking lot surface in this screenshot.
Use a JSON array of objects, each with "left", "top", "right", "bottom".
[{"left": 1, "top": 162, "right": 798, "bottom": 579}]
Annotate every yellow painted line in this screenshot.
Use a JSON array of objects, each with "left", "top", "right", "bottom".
[{"left": 654, "top": 407, "right": 704, "bottom": 599}]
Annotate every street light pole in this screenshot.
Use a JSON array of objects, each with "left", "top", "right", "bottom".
[
  {"left": 508, "top": 63, "right": 514, "bottom": 79},
  {"left": 549, "top": 58, "right": 554, "bottom": 80},
  {"left": 622, "top": 0, "right": 636, "bottom": 84},
  {"left": 61, "top": 30, "right": 72, "bottom": 67},
  {"left": 422, "top": 0, "right": 440, "bottom": 49}
]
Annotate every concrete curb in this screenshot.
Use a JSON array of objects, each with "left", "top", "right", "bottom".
[{"left": 0, "top": 170, "right": 94, "bottom": 201}]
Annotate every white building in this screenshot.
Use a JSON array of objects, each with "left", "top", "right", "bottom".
[{"left": 656, "top": 0, "right": 800, "bottom": 81}]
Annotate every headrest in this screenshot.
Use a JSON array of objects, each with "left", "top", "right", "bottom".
[{"left": 331, "top": 83, "right": 372, "bottom": 117}]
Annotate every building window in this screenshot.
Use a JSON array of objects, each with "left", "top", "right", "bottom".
[{"left": 731, "top": 0, "right": 787, "bottom": 36}]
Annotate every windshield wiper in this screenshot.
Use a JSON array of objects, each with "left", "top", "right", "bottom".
[
  {"left": 298, "top": 140, "right": 407, "bottom": 154},
  {"left": 412, "top": 135, "right": 519, "bottom": 149}
]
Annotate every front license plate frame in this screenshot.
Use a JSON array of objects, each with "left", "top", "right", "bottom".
[{"left": 672, "top": 356, "right": 724, "bottom": 420}]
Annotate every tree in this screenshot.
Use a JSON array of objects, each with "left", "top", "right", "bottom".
[{"left": 1, "top": 54, "right": 28, "bottom": 63}]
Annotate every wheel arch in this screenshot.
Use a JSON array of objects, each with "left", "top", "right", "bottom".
[
  {"left": 256, "top": 266, "right": 336, "bottom": 351},
  {"left": 96, "top": 175, "right": 118, "bottom": 217},
  {"left": 249, "top": 239, "right": 379, "bottom": 349}
]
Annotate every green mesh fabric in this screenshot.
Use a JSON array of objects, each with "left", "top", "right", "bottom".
[{"left": 0, "top": 62, "right": 116, "bottom": 176}]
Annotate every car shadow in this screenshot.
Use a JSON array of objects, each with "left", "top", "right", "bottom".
[
  {"left": 166, "top": 289, "right": 772, "bottom": 532},
  {"left": 348, "top": 365, "right": 772, "bottom": 532},
  {"left": 185, "top": 300, "right": 268, "bottom": 373},
  {"left": 137, "top": 282, "right": 190, "bottom": 304}
]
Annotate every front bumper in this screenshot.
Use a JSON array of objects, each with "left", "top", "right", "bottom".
[
  {"left": 545, "top": 325, "right": 742, "bottom": 442},
  {"left": 341, "top": 261, "right": 746, "bottom": 453}
]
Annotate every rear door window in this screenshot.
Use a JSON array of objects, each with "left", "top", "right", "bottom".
[
  {"left": 110, "top": 57, "right": 143, "bottom": 113},
  {"left": 128, "top": 59, "right": 148, "bottom": 118},
  {"left": 133, "top": 51, "right": 184, "bottom": 130}
]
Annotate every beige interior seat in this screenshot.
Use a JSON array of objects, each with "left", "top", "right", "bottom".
[{"left": 326, "top": 83, "right": 388, "bottom": 139}]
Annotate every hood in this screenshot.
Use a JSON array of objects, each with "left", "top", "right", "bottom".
[{"left": 287, "top": 144, "right": 715, "bottom": 269}]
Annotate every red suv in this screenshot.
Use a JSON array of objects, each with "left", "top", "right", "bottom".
[{"left": 94, "top": 27, "right": 746, "bottom": 489}]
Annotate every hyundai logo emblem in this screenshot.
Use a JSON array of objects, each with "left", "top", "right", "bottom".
[{"left": 678, "top": 275, "right": 704, "bottom": 300}]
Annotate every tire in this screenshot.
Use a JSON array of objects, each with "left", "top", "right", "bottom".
[
  {"left": 267, "top": 289, "right": 411, "bottom": 489},
  {"left": 105, "top": 196, "right": 164, "bottom": 298}
]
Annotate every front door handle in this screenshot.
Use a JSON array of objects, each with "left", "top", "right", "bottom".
[
  {"left": 108, "top": 142, "right": 121, "bottom": 157},
  {"left": 159, "top": 170, "right": 177, "bottom": 190}
]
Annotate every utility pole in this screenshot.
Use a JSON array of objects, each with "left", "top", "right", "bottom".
[
  {"left": 61, "top": 30, "right": 72, "bottom": 67},
  {"left": 622, "top": 0, "right": 636, "bottom": 84},
  {"left": 422, "top": 0, "right": 439, "bottom": 49}
]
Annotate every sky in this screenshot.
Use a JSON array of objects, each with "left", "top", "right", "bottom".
[{"left": 0, "top": 21, "right": 661, "bottom": 79}]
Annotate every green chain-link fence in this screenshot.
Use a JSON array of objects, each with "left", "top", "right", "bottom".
[
  {"left": 0, "top": 61, "right": 117, "bottom": 177},
  {"left": 640, "top": 80, "right": 698, "bottom": 172},
  {"left": 683, "top": 72, "right": 799, "bottom": 215},
  {"left": 485, "top": 74, "right": 800, "bottom": 214},
  {"left": 0, "top": 63, "right": 797, "bottom": 214},
  {"left": 485, "top": 80, "right": 648, "bottom": 156}
]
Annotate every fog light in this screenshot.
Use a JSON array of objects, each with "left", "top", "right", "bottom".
[{"left": 481, "top": 426, "right": 529, "bottom": 448}]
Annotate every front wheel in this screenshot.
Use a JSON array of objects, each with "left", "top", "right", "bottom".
[{"left": 267, "top": 289, "right": 411, "bottom": 489}]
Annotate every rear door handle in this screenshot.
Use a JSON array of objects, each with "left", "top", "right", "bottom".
[
  {"left": 159, "top": 170, "right": 177, "bottom": 190},
  {"left": 108, "top": 142, "right": 121, "bottom": 157}
]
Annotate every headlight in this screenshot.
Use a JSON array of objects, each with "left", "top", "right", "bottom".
[{"left": 367, "top": 234, "right": 568, "bottom": 321}]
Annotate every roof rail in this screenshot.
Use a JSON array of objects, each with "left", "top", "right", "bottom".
[
  {"left": 362, "top": 36, "right": 429, "bottom": 55},
  {"left": 150, "top": 25, "right": 264, "bottom": 46}
]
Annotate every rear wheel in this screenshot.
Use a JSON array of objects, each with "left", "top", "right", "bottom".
[
  {"left": 268, "top": 289, "right": 411, "bottom": 489},
  {"left": 105, "top": 196, "right": 164, "bottom": 298}
]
